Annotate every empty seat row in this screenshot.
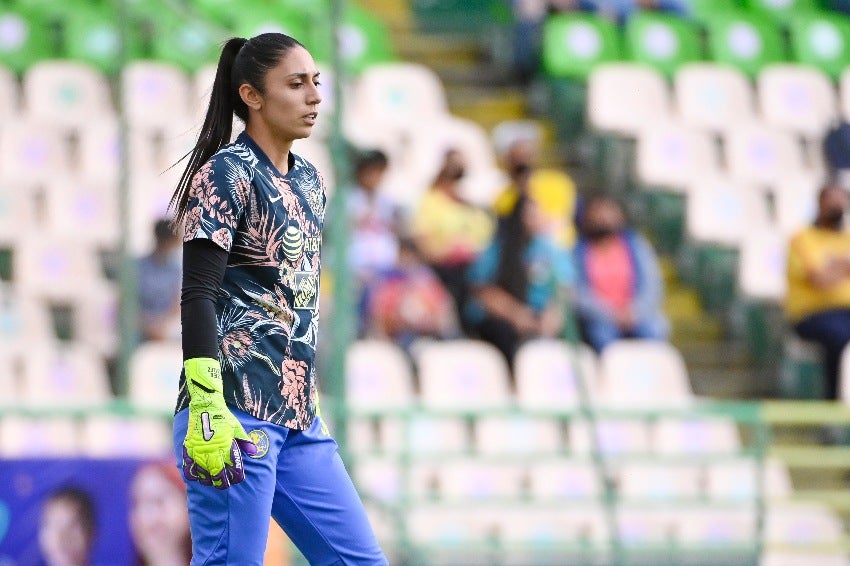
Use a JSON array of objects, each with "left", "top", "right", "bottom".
[{"left": 589, "top": 62, "right": 850, "bottom": 141}]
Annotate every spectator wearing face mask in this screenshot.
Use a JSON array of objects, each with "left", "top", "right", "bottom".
[
  {"left": 411, "top": 148, "right": 495, "bottom": 316},
  {"left": 574, "top": 195, "right": 669, "bottom": 351},
  {"left": 493, "top": 137, "right": 578, "bottom": 249},
  {"left": 786, "top": 184, "right": 850, "bottom": 401}
]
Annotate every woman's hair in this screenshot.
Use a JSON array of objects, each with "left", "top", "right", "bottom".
[
  {"left": 43, "top": 485, "right": 97, "bottom": 540},
  {"left": 495, "top": 196, "right": 534, "bottom": 302},
  {"left": 169, "top": 33, "right": 305, "bottom": 227}
]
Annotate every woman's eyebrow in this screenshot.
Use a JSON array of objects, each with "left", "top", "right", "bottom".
[{"left": 286, "top": 72, "right": 321, "bottom": 80}]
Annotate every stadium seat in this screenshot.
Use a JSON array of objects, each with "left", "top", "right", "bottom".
[
  {"left": 61, "top": 5, "right": 144, "bottom": 74},
  {"left": 336, "top": 3, "right": 395, "bottom": 74},
  {"left": 350, "top": 456, "right": 435, "bottom": 503},
  {"left": 437, "top": 460, "right": 525, "bottom": 501},
  {"left": 624, "top": 12, "right": 702, "bottom": 78},
  {"left": 685, "top": 177, "right": 771, "bottom": 247},
  {"left": 527, "top": 460, "right": 603, "bottom": 503},
  {"left": 474, "top": 414, "right": 563, "bottom": 455},
  {"left": 19, "top": 344, "right": 111, "bottom": 408},
  {"left": 773, "top": 173, "right": 822, "bottom": 236},
  {"left": 635, "top": 122, "right": 719, "bottom": 191},
  {"left": 345, "top": 339, "right": 414, "bottom": 412},
  {"left": 71, "top": 280, "right": 119, "bottom": 358},
  {"left": 596, "top": 340, "right": 694, "bottom": 408},
  {"left": 745, "top": 0, "right": 821, "bottom": 21},
  {"left": 0, "top": 7, "right": 53, "bottom": 73},
  {"left": 616, "top": 505, "right": 676, "bottom": 550},
  {"left": 121, "top": 61, "right": 192, "bottom": 133},
  {"left": 705, "top": 457, "right": 794, "bottom": 501},
  {"left": 0, "top": 120, "right": 72, "bottom": 186},
  {"left": 0, "top": 343, "right": 20, "bottom": 405},
  {"left": 653, "top": 417, "right": 742, "bottom": 455},
  {"left": 570, "top": 418, "right": 652, "bottom": 458},
  {"left": 704, "top": 12, "right": 786, "bottom": 78},
  {"left": 724, "top": 124, "right": 807, "bottom": 186},
  {"left": 23, "top": 61, "right": 114, "bottom": 132},
  {"left": 676, "top": 507, "right": 758, "bottom": 553},
  {"left": 76, "top": 121, "right": 121, "bottom": 183},
  {"left": 128, "top": 341, "right": 182, "bottom": 412},
  {"left": 586, "top": 63, "right": 671, "bottom": 137},
  {"left": 497, "top": 506, "right": 611, "bottom": 564},
  {"left": 0, "top": 416, "right": 81, "bottom": 456},
  {"left": 0, "top": 286, "right": 52, "bottom": 352},
  {"left": 688, "top": 0, "right": 744, "bottom": 24},
  {"left": 80, "top": 416, "right": 172, "bottom": 458},
  {"left": 43, "top": 176, "right": 120, "bottom": 250},
  {"left": 757, "top": 64, "right": 839, "bottom": 141},
  {"left": 762, "top": 554, "right": 850, "bottom": 566},
  {"left": 415, "top": 340, "right": 512, "bottom": 411},
  {"left": 14, "top": 236, "right": 102, "bottom": 302},
  {"left": 674, "top": 63, "right": 757, "bottom": 134},
  {"left": 0, "top": 64, "right": 18, "bottom": 119},
  {"left": 406, "top": 506, "right": 497, "bottom": 564},
  {"left": 0, "top": 184, "right": 37, "bottom": 247},
  {"left": 344, "top": 62, "right": 448, "bottom": 136},
  {"left": 738, "top": 230, "right": 788, "bottom": 302},
  {"left": 842, "top": 68, "right": 850, "bottom": 120},
  {"left": 129, "top": 171, "right": 183, "bottom": 255},
  {"left": 765, "top": 503, "right": 844, "bottom": 548},
  {"left": 514, "top": 339, "right": 598, "bottom": 412},
  {"left": 788, "top": 11, "right": 850, "bottom": 80},
  {"left": 148, "top": 15, "right": 226, "bottom": 73},
  {"left": 381, "top": 415, "right": 470, "bottom": 455},
  {"left": 541, "top": 13, "right": 620, "bottom": 80},
  {"left": 617, "top": 462, "right": 702, "bottom": 502}
]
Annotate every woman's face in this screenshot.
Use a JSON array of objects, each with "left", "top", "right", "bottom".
[
  {"left": 129, "top": 467, "right": 189, "bottom": 558},
  {"left": 250, "top": 45, "right": 322, "bottom": 143},
  {"left": 39, "top": 499, "right": 90, "bottom": 566}
]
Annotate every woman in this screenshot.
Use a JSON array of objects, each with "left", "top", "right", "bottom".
[
  {"left": 574, "top": 195, "right": 669, "bottom": 351},
  {"left": 38, "top": 487, "right": 96, "bottom": 566},
  {"left": 168, "top": 33, "right": 387, "bottom": 564},
  {"left": 129, "top": 462, "right": 191, "bottom": 566},
  {"left": 465, "top": 196, "right": 574, "bottom": 369},
  {"left": 411, "top": 148, "right": 494, "bottom": 315}
]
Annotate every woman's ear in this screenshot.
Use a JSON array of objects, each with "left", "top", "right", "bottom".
[{"left": 239, "top": 83, "right": 262, "bottom": 111}]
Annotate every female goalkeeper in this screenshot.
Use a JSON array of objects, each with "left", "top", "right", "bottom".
[{"left": 168, "top": 33, "right": 387, "bottom": 565}]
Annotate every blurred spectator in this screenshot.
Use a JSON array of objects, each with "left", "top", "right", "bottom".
[
  {"left": 824, "top": 121, "right": 850, "bottom": 189},
  {"left": 39, "top": 486, "right": 96, "bottom": 566},
  {"left": 362, "top": 237, "right": 459, "bottom": 350},
  {"left": 493, "top": 136, "right": 579, "bottom": 249},
  {"left": 786, "top": 184, "right": 850, "bottom": 401},
  {"left": 129, "top": 462, "right": 192, "bottom": 566},
  {"left": 347, "top": 149, "right": 402, "bottom": 287},
  {"left": 574, "top": 196, "right": 669, "bottom": 351},
  {"left": 466, "top": 196, "right": 574, "bottom": 368},
  {"left": 137, "top": 219, "right": 181, "bottom": 342},
  {"left": 411, "top": 148, "right": 495, "bottom": 315}
]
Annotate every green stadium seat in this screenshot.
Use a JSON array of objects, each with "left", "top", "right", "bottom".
[
  {"left": 688, "top": 0, "right": 744, "bottom": 23},
  {"left": 624, "top": 12, "right": 703, "bottom": 77},
  {"left": 0, "top": 8, "right": 53, "bottom": 73},
  {"left": 62, "top": 5, "right": 144, "bottom": 73},
  {"left": 705, "top": 12, "right": 787, "bottom": 77},
  {"left": 335, "top": 5, "right": 395, "bottom": 74},
  {"left": 149, "top": 17, "right": 227, "bottom": 72},
  {"left": 744, "top": 0, "right": 822, "bottom": 22},
  {"left": 788, "top": 11, "right": 850, "bottom": 80},
  {"left": 541, "top": 13, "right": 620, "bottom": 80},
  {"left": 410, "top": 0, "right": 509, "bottom": 35},
  {"left": 230, "top": 5, "right": 312, "bottom": 52}
]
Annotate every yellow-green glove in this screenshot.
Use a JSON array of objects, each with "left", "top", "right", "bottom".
[{"left": 182, "top": 357, "right": 257, "bottom": 489}]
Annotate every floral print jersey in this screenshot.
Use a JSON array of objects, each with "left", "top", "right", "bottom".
[{"left": 175, "top": 132, "right": 326, "bottom": 429}]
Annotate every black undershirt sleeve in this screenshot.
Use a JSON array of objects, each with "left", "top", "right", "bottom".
[{"left": 181, "top": 238, "right": 229, "bottom": 361}]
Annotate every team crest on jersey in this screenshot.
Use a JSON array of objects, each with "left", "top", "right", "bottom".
[
  {"left": 248, "top": 429, "right": 270, "bottom": 459},
  {"left": 293, "top": 272, "right": 319, "bottom": 310}
]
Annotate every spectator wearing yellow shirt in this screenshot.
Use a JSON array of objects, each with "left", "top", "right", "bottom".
[
  {"left": 493, "top": 137, "right": 578, "bottom": 249},
  {"left": 411, "top": 148, "right": 495, "bottom": 315},
  {"left": 787, "top": 184, "right": 850, "bottom": 401}
]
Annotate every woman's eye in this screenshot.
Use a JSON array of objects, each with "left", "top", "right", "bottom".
[
  {"left": 291, "top": 82, "right": 303, "bottom": 88},
  {"left": 313, "top": 81, "right": 321, "bottom": 87}
]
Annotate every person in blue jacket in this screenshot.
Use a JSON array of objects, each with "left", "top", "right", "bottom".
[{"left": 574, "top": 195, "right": 669, "bottom": 351}]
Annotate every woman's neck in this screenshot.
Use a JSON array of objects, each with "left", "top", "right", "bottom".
[{"left": 245, "top": 124, "right": 293, "bottom": 174}]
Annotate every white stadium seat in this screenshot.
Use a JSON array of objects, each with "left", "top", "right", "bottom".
[
  {"left": 617, "top": 462, "right": 702, "bottom": 503},
  {"left": 738, "top": 230, "right": 788, "bottom": 302},
  {"left": 121, "top": 61, "right": 191, "bottom": 132},
  {"left": 685, "top": 177, "right": 771, "bottom": 247},
  {"left": 437, "top": 460, "right": 525, "bottom": 500},
  {"left": 526, "top": 461, "right": 603, "bottom": 501},
  {"left": 758, "top": 64, "right": 838, "bottom": 141},
  {"left": 474, "top": 414, "right": 563, "bottom": 455},
  {"left": 597, "top": 340, "right": 693, "bottom": 408},
  {"left": 514, "top": 339, "right": 598, "bottom": 411},
  {"left": 587, "top": 63, "right": 670, "bottom": 137},
  {"left": 675, "top": 63, "right": 756, "bottom": 134},
  {"left": 23, "top": 60, "right": 114, "bottom": 132},
  {"left": 0, "top": 416, "right": 81, "bottom": 456},
  {"left": 705, "top": 458, "right": 793, "bottom": 502},
  {"left": 0, "top": 120, "right": 71, "bottom": 186},
  {"left": 43, "top": 176, "right": 120, "bottom": 249},
  {"left": 636, "top": 122, "right": 719, "bottom": 191},
  {"left": 80, "top": 415, "right": 172, "bottom": 458},
  {"left": 14, "top": 235, "right": 102, "bottom": 301},
  {"left": 653, "top": 417, "right": 742, "bottom": 455},
  {"left": 129, "top": 341, "right": 182, "bottom": 412},
  {"left": 0, "top": 184, "right": 37, "bottom": 246},
  {"left": 772, "top": 174, "right": 822, "bottom": 237},
  {"left": 19, "top": 343, "right": 111, "bottom": 408},
  {"left": 724, "top": 124, "right": 807, "bottom": 186},
  {"left": 0, "top": 64, "right": 18, "bottom": 120}
]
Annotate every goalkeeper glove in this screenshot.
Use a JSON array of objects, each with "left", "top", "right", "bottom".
[{"left": 182, "top": 357, "right": 257, "bottom": 489}]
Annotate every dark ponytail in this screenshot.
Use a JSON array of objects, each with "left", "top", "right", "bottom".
[{"left": 169, "top": 33, "right": 305, "bottom": 227}]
